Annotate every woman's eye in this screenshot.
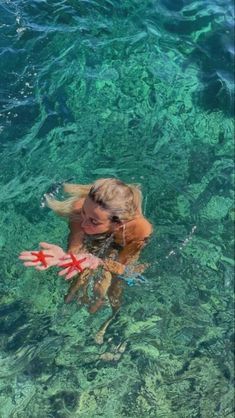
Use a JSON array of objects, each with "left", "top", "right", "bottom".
[{"left": 91, "top": 219, "right": 99, "bottom": 225}]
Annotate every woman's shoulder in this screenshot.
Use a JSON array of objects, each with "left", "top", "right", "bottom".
[
  {"left": 69, "top": 198, "right": 85, "bottom": 230},
  {"left": 132, "top": 217, "right": 152, "bottom": 237},
  {"left": 125, "top": 216, "right": 153, "bottom": 244}
]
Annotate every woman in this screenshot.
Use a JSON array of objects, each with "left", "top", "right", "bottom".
[{"left": 19, "top": 178, "right": 152, "bottom": 340}]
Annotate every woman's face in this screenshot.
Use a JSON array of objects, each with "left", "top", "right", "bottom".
[{"left": 80, "top": 197, "right": 114, "bottom": 235}]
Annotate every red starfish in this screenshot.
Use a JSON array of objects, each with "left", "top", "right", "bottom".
[
  {"left": 31, "top": 251, "right": 54, "bottom": 268},
  {"left": 60, "top": 254, "right": 87, "bottom": 274}
]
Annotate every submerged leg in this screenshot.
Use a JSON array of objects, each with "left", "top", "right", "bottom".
[
  {"left": 89, "top": 271, "right": 112, "bottom": 313},
  {"left": 78, "top": 276, "right": 91, "bottom": 305},
  {"left": 107, "top": 277, "right": 124, "bottom": 311},
  {"left": 94, "top": 277, "right": 124, "bottom": 344},
  {"left": 64, "top": 268, "right": 91, "bottom": 304}
]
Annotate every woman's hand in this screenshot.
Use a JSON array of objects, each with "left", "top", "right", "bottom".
[
  {"left": 19, "top": 242, "right": 66, "bottom": 271},
  {"left": 58, "top": 253, "right": 103, "bottom": 280}
]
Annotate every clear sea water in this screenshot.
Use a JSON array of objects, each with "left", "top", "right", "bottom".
[{"left": 0, "top": 1, "right": 234, "bottom": 417}]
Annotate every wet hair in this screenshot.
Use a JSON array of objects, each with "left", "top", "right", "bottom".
[{"left": 45, "top": 178, "right": 143, "bottom": 222}]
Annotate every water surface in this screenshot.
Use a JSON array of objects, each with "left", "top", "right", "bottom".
[{"left": 0, "top": 1, "right": 234, "bottom": 417}]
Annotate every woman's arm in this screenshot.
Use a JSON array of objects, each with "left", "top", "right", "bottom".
[
  {"left": 67, "top": 219, "right": 85, "bottom": 253},
  {"left": 103, "top": 240, "right": 146, "bottom": 275},
  {"left": 103, "top": 218, "right": 152, "bottom": 275},
  {"left": 67, "top": 198, "right": 86, "bottom": 253}
]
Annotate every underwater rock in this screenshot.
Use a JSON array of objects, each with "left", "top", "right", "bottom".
[
  {"left": 130, "top": 343, "right": 160, "bottom": 359},
  {"left": 123, "top": 315, "right": 162, "bottom": 338},
  {"left": 99, "top": 341, "right": 127, "bottom": 362},
  {"left": 0, "top": 301, "right": 27, "bottom": 336},
  {"left": 200, "top": 195, "right": 233, "bottom": 221},
  {"left": 177, "top": 195, "right": 191, "bottom": 218},
  {"left": 99, "top": 352, "right": 121, "bottom": 361},
  {"left": 0, "top": 381, "right": 36, "bottom": 418},
  {"left": 182, "top": 237, "right": 222, "bottom": 271},
  {"left": 49, "top": 390, "right": 78, "bottom": 416}
]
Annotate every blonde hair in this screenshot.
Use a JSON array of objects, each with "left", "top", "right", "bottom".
[{"left": 45, "top": 178, "right": 143, "bottom": 222}]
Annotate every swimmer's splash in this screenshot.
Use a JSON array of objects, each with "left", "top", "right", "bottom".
[{"left": 165, "top": 225, "right": 197, "bottom": 259}]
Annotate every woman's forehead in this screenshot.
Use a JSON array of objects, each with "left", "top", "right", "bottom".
[{"left": 83, "top": 197, "right": 110, "bottom": 221}]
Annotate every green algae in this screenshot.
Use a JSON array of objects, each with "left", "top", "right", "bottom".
[
  {"left": 181, "top": 237, "right": 222, "bottom": 271},
  {"left": 130, "top": 343, "right": 160, "bottom": 359},
  {"left": 200, "top": 196, "right": 233, "bottom": 221},
  {"left": 122, "top": 315, "right": 162, "bottom": 338}
]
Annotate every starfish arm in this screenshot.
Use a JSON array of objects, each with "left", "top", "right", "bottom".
[
  {"left": 58, "top": 255, "right": 87, "bottom": 275},
  {"left": 30, "top": 251, "right": 53, "bottom": 267}
]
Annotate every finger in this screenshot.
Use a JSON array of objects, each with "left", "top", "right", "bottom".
[
  {"left": 39, "top": 242, "right": 54, "bottom": 250},
  {"left": 90, "top": 264, "right": 98, "bottom": 270},
  {"left": 65, "top": 270, "right": 78, "bottom": 280},
  {"left": 81, "top": 261, "right": 93, "bottom": 270},
  {"left": 58, "top": 268, "right": 78, "bottom": 280},
  {"left": 84, "top": 259, "right": 99, "bottom": 270},
  {"left": 23, "top": 261, "right": 41, "bottom": 267},
  {"left": 77, "top": 253, "right": 88, "bottom": 258},
  {"left": 58, "top": 268, "right": 70, "bottom": 276},
  {"left": 19, "top": 252, "right": 34, "bottom": 259},
  {"left": 35, "top": 265, "right": 48, "bottom": 271}
]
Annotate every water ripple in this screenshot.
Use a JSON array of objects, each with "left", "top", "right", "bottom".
[{"left": 0, "top": 2, "right": 234, "bottom": 417}]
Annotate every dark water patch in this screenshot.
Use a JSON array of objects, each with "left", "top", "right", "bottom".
[
  {"left": 0, "top": 300, "right": 22, "bottom": 317},
  {"left": 164, "top": 14, "right": 212, "bottom": 35},
  {"left": 5, "top": 315, "right": 52, "bottom": 352},
  {"left": 0, "top": 48, "right": 27, "bottom": 87},
  {"left": 191, "top": 22, "right": 234, "bottom": 115},
  {"left": 4, "top": 0, "right": 79, "bottom": 29},
  {"left": 161, "top": 0, "right": 185, "bottom": 12},
  {"left": 155, "top": 1, "right": 235, "bottom": 116},
  {"left": 190, "top": 167, "right": 233, "bottom": 216},
  {"left": 0, "top": 6, "right": 17, "bottom": 42},
  {"left": 197, "top": 72, "right": 234, "bottom": 116},
  {"left": 14, "top": 200, "right": 46, "bottom": 224},
  {"left": 69, "top": 0, "right": 118, "bottom": 18},
  {"left": 121, "top": 381, "right": 142, "bottom": 417},
  {"left": 86, "top": 370, "right": 98, "bottom": 381},
  {"left": 37, "top": 113, "right": 64, "bottom": 138},
  {"left": 1, "top": 100, "right": 40, "bottom": 143},
  {"left": 49, "top": 390, "right": 78, "bottom": 414},
  {"left": 35, "top": 89, "right": 74, "bottom": 138},
  {"left": 23, "top": 353, "right": 58, "bottom": 379},
  {"left": 5, "top": 325, "right": 32, "bottom": 351},
  {"left": 188, "top": 147, "right": 215, "bottom": 183},
  {"left": 0, "top": 301, "right": 27, "bottom": 336}
]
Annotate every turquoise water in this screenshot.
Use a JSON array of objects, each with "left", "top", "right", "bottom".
[{"left": 0, "top": 0, "right": 234, "bottom": 416}]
